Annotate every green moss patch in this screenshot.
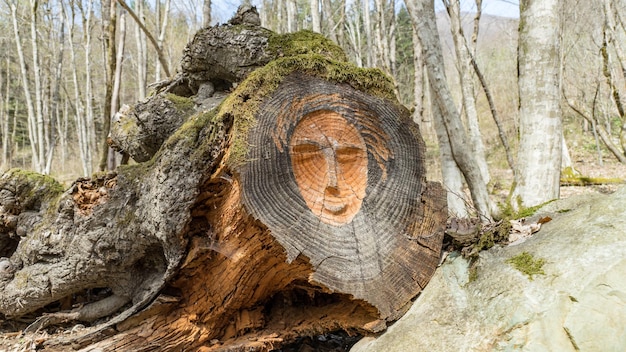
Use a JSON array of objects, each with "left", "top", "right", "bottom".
[
  {"left": 507, "top": 251, "right": 546, "bottom": 280},
  {"left": 268, "top": 30, "right": 347, "bottom": 62},
  {"left": 221, "top": 54, "right": 397, "bottom": 166},
  {"left": 5, "top": 168, "right": 64, "bottom": 204},
  {"left": 560, "top": 176, "right": 625, "bottom": 186},
  {"left": 165, "top": 93, "right": 195, "bottom": 113}
]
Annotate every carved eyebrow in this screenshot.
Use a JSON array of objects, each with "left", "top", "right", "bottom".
[{"left": 291, "top": 140, "right": 323, "bottom": 147}]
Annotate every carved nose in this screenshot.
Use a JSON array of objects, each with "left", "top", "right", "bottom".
[{"left": 324, "top": 148, "right": 339, "bottom": 188}]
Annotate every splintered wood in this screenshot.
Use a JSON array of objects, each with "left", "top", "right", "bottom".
[{"left": 72, "top": 173, "right": 117, "bottom": 215}]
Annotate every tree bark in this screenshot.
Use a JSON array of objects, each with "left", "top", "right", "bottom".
[
  {"left": 513, "top": 0, "right": 563, "bottom": 208},
  {"left": 0, "top": 20, "right": 446, "bottom": 351}
]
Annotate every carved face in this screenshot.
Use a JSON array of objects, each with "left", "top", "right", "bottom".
[{"left": 289, "top": 110, "right": 368, "bottom": 226}]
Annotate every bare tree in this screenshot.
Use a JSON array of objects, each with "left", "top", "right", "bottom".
[
  {"left": 117, "top": 0, "right": 170, "bottom": 77},
  {"left": 513, "top": 0, "right": 563, "bottom": 208},
  {"left": 443, "top": 0, "right": 490, "bottom": 184},
  {"left": 405, "top": 0, "right": 494, "bottom": 220},
  {"left": 345, "top": 2, "right": 363, "bottom": 67}
]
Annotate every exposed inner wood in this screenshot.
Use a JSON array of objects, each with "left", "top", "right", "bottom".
[{"left": 75, "top": 177, "right": 380, "bottom": 351}]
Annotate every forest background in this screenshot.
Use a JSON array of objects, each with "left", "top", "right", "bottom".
[{"left": 1, "top": 0, "right": 625, "bottom": 218}]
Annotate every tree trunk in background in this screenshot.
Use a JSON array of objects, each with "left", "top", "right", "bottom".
[
  {"left": 412, "top": 22, "right": 425, "bottom": 127},
  {"left": 286, "top": 0, "right": 297, "bottom": 32},
  {"left": 9, "top": 1, "right": 39, "bottom": 172},
  {"left": 66, "top": 2, "right": 90, "bottom": 176},
  {"left": 389, "top": 0, "right": 397, "bottom": 79},
  {"left": 432, "top": 101, "right": 469, "bottom": 217},
  {"left": 109, "top": 9, "right": 126, "bottom": 170},
  {"left": 46, "top": 8, "right": 65, "bottom": 174},
  {"left": 155, "top": 0, "right": 171, "bottom": 82},
  {"left": 362, "top": 0, "right": 372, "bottom": 67},
  {"left": 311, "top": 0, "right": 321, "bottom": 33},
  {"left": 346, "top": 2, "right": 363, "bottom": 67},
  {"left": 134, "top": 0, "right": 147, "bottom": 100},
  {"left": 322, "top": 0, "right": 338, "bottom": 43},
  {"left": 117, "top": 0, "right": 170, "bottom": 78},
  {"left": 99, "top": 0, "right": 116, "bottom": 172},
  {"left": 602, "top": 0, "right": 626, "bottom": 155},
  {"left": 472, "top": 0, "right": 482, "bottom": 54},
  {"left": 83, "top": 0, "right": 95, "bottom": 174},
  {"left": 30, "top": 0, "right": 46, "bottom": 173},
  {"left": 446, "top": 0, "right": 490, "bottom": 185},
  {"left": 203, "top": 0, "right": 211, "bottom": 28},
  {"left": 2, "top": 58, "right": 11, "bottom": 168},
  {"left": 406, "top": 0, "right": 494, "bottom": 220},
  {"left": 337, "top": 0, "right": 347, "bottom": 47},
  {"left": 513, "top": 0, "right": 563, "bottom": 208},
  {"left": 374, "top": 0, "right": 389, "bottom": 72}
]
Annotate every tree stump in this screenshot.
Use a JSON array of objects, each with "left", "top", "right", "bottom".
[{"left": 0, "top": 9, "right": 446, "bottom": 351}]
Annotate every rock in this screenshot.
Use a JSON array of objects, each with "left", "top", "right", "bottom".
[{"left": 352, "top": 187, "right": 626, "bottom": 352}]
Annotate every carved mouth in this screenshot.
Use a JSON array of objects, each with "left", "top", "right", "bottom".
[{"left": 323, "top": 203, "right": 347, "bottom": 214}]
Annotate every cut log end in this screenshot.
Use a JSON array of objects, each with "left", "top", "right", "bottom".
[{"left": 240, "top": 73, "right": 445, "bottom": 319}]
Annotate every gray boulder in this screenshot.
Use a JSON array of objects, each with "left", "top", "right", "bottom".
[{"left": 352, "top": 188, "right": 626, "bottom": 352}]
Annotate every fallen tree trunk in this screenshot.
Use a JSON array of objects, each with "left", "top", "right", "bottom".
[{"left": 0, "top": 7, "right": 446, "bottom": 351}]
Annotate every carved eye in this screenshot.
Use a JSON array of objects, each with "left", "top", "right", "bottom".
[
  {"left": 292, "top": 143, "right": 321, "bottom": 154},
  {"left": 335, "top": 146, "right": 363, "bottom": 163}
]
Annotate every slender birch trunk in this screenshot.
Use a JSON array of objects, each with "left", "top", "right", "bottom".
[
  {"left": 9, "top": 1, "right": 39, "bottom": 171},
  {"left": 134, "top": 0, "right": 147, "bottom": 99},
  {"left": 445, "top": 0, "right": 490, "bottom": 184},
  {"left": 345, "top": 3, "right": 363, "bottom": 67},
  {"left": 65, "top": 2, "right": 91, "bottom": 176},
  {"left": 46, "top": 6, "right": 66, "bottom": 174},
  {"left": 412, "top": 22, "right": 425, "bottom": 125},
  {"left": 362, "top": 0, "right": 372, "bottom": 67},
  {"left": 311, "top": 0, "right": 321, "bottom": 33},
  {"left": 107, "top": 9, "right": 126, "bottom": 170},
  {"left": 99, "top": 0, "right": 116, "bottom": 171},
  {"left": 202, "top": 0, "right": 211, "bottom": 28},
  {"left": 84, "top": 0, "right": 95, "bottom": 172},
  {"left": 322, "top": 0, "right": 338, "bottom": 42},
  {"left": 30, "top": 0, "right": 46, "bottom": 173},
  {"left": 286, "top": 0, "right": 297, "bottom": 33},
  {"left": 2, "top": 58, "right": 11, "bottom": 168},
  {"left": 155, "top": 0, "right": 170, "bottom": 82}
]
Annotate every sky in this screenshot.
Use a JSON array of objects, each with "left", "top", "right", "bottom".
[{"left": 212, "top": 0, "right": 520, "bottom": 24}]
